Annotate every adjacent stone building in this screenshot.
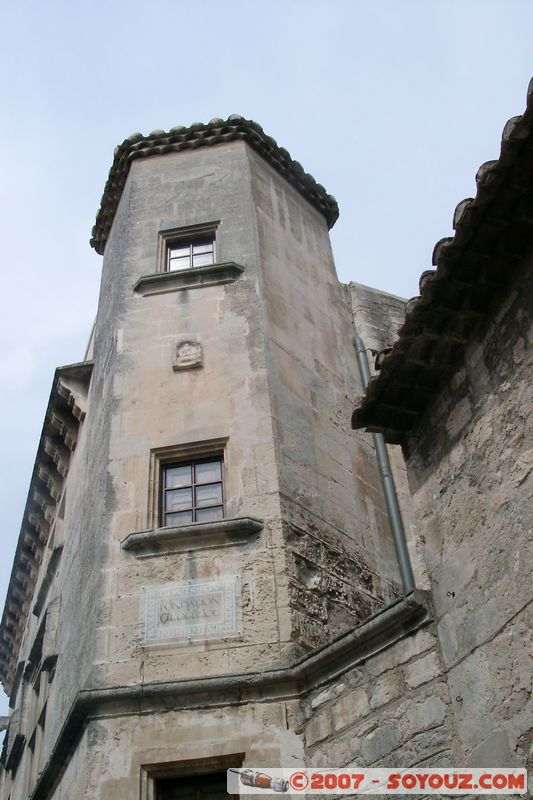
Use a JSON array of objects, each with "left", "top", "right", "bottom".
[
  {"left": 0, "top": 80, "right": 531, "bottom": 799},
  {"left": 351, "top": 80, "right": 533, "bottom": 769}
]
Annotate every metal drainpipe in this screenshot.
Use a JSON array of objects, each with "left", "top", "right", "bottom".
[{"left": 353, "top": 336, "right": 416, "bottom": 594}]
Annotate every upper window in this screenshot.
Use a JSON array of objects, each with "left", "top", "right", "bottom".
[
  {"left": 161, "top": 458, "right": 224, "bottom": 526},
  {"left": 167, "top": 238, "right": 215, "bottom": 271}
]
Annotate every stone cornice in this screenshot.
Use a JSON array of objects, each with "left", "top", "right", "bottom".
[
  {"left": 121, "top": 516, "right": 264, "bottom": 557},
  {"left": 90, "top": 115, "right": 339, "bottom": 254},
  {"left": 24, "top": 591, "right": 430, "bottom": 800},
  {"left": 133, "top": 261, "right": 245, "bottom": 296},
  {"left": 0, "top": 362, "right": 93, "bottom": 695}
]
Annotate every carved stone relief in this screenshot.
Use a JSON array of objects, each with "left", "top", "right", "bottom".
[{"left": 173, "top": 340, "right": 203, "bottom": 371}]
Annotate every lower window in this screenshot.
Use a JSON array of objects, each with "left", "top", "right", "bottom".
[
  {"left": 156, "top": 772, "right": 229, "bottom": 800},
  {"left": 161, "top": 458, "right": 224, "bottom": 526}
]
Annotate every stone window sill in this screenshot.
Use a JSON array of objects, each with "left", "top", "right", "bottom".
[
  {"left": 120, "top": 516, "right": 263, "bottom": 557},
  {"left": 133, "top": 261, "right": 244, "bottom": 296}
]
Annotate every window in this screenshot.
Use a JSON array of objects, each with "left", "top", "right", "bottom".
[
  {"left": 161, "top": 458, "right": 224, "bottom": 526},
  {"left": 147, "top": 438, "right": 228, "bottom": 531},
  {"left": 156, "top": 223, "right": 218, "bottom": 275},
  {"left": 167, "top": 238, "right": 215, "bottom": 271},
  {"left": 140, "top": 756, "right": 243, "bottom": 800},
  {"left": 156, "top": 771, "right": 229, "bottom": 800}
]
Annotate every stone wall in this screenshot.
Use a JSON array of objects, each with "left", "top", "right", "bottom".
[
  {"left": 282, "top": 501, "right": 385, "bottom": 649},
  {"left": 301, "top": 621, "right": 457, "bottom": 771},
  {"left": 247, "top": 149, "right": 404, "bottom": 646},
  {"left": 46, "top": 701, "right": 303, "bottom": 800},
  {"left": 85, "top": 140, "right": 295, "bottom": 692},
  {"left": 405, "top": 254, "right": 533, "bottom": 766}
]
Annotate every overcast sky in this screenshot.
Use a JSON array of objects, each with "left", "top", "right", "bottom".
[{"left": 0, "top": 0, "right": 531, "bottom": 711}]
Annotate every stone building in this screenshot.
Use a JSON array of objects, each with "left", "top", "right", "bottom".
[{"left": 0, "top": 79, "right": 531, "bottom": 799}]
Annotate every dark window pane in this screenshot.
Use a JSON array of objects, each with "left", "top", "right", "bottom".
[
  {"left": 195, "top": 460, "right": 222, "bottom": 484},
  {"left": 165, "top": 465, "right": 192, "bottom": 488},
  {"left": 195, "top": 483, "right": 222, "bottom": 507},
  {"left": 165, "top": 487, "right": 192, "bottom": 512},
  {"left": 164, "top": 510, "right": 193, "bottom": 526},
  {"left": 156, "top": 773, "right": 228, "bottom": 800},
  {"left": 196, "top": 506, "right": 224, "bottom": 522},
  {"left": 157, "top": 779, "right": 197, "bottom": 800}
]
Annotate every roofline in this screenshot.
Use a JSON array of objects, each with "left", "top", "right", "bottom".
[
  {"left": 90, "top": 115, "right": 339, "bottom": 254},
  {"left": 352, "top": 77, "right": 533, "bottom": 442},
  {"left": 0, "top": 361, "right": 94, "bottom": 695}
]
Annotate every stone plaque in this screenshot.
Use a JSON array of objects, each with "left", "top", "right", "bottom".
[
  {"left": 144, "top": 576, "right": 241, "bottom": 644},
  {"left": 173, "top": 340, "right": 203, "bottom": 371}
]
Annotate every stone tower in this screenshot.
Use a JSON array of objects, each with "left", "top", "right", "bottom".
[{"left": 0, "top": 116, "right": 410, "bottom": 799}]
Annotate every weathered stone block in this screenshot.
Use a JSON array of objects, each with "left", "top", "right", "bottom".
[
  {"left": 332, "top": 688, "right": 370, "bottom": 732},
  {"left": 467, "top": 730, "right": 514, "bottom": 767},
  {"left": 404, "top": 652, "right": 441, "bottom": 689},
  {"left": 361, "top": 725, "right": 400, "bottom": 763},
  {"left": 365, "top": 631, "right": 436, "bottom": 677},
  {"left": 310, "top": 683, "right": 346, "bottom": 710},
  {"left": 409, "top": 726, "right": 450, "bottom": 759},
  {"left": 405, "top": 696, "right": 447, "bottom": 735},
  {"left": 369, "top": 671, "right": 404, "bottom": 709},
  {"left": 306, "top": 709, "right": 333, "bottom": 746}
]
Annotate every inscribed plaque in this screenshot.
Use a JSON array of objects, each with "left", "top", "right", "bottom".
[{"left": 144, "top": 576, "right": 241, "bottom": 644}]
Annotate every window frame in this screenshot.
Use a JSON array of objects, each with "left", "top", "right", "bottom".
[
  {"left": 157, "top": 222, "right": 219, "bottom": 275},
  {"left": 147, "top": 439, "right": 228, "bottom": 531},
  {"left": 156, "top": 769, "right": 230, "bottom": 800},
  {"left": 140, "top": 755, "right": 243, "bottom": 800},
  {"left": 166, "top": 238, "right": 215, "bottom": 272},
  {"left": 160, "top": 457, "right": 225, "bottom": 527}
]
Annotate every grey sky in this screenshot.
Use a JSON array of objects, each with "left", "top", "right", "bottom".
[{"left": 0, "top": 0, "right": 531, "bottom": 711}]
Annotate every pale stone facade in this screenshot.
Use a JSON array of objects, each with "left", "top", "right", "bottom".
[{"left": 0, "top": 92, "right": 531, "bottom": 799}]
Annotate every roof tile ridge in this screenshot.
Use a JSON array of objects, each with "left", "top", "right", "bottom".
[
  {"left": 90, "top": 114, "right": 339, "bottom": 253},
  {"left": 374, "top": 75, "right": 533, "bottom": 367}
]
